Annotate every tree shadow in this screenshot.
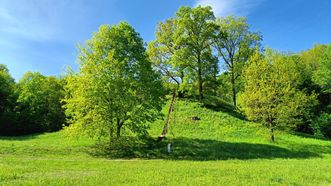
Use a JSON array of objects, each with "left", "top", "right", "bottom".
[
  {"left": 201, "top": 96, "right": 246, "bottom": 120},
  {"left": 292, "top": 131, "right": 331, "bottom": 141},
  {"left": 89, "top": 137, "right": 323, "bottom": 161},
  {"left": 278, "top": 137, "right": 331, "bottom": 154},
  {"left": 0, "top": 133, "right": 42, "bottom": 141}
]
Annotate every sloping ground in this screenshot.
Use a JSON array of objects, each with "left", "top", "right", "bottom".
[
  {"left": 148, "top": 99, "right": 331, "bottom": 160},
  {"left": 0, "top": 99, "right": 330, "bottom": 185}
]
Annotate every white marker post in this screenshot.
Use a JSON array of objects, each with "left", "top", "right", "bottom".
[{"left": 167, "top": 143, "right": 171, "bottom": 153}]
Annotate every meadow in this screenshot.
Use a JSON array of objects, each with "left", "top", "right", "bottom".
[{"left": 0, "top": 99, "right": 330, "bottom": 185}]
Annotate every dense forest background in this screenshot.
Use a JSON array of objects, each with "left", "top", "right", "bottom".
[{"left": 0, "top": 6, "right": 330, "bottom": 141}]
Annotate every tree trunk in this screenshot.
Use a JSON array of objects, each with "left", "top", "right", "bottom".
[
  {"left": 270, "top": 127, "right": 275, "bottom": 142},
  {"left": 231, "top": 70, "right": 236, "bottom": 109},
  {"left": 116, "top": 119, "right": 122, "bottom": 138},
  {"left": 178, "top": 90, "right": 184, "bottom": 98},
  {"left": 197, "top": 55, "right": 203, "bottom": 101},
  {"left": 178, "top": 70, "right": 185, "bottom": 98},
  {"left": 109, "top": 127, "right": 114, "bottom": 141},
  {"left": 213, "top": 60, "right": 218, "bottom": 96},
  {"left": 180, "top": 70, "right": 184, "bottom": 84},
  {"left": 116, "top": 125, "right": 121, "bottom": 138},
  {"left": 198, "top": 69, "right": 203, "bottom": 101}
]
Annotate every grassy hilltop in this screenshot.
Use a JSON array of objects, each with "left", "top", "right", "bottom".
[{"left": 0, "top": 99, "right": 330, "bottom": 185}]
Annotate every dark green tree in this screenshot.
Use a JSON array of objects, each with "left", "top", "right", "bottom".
[
  {"left": 16, "top": 72, "right": 66, "bottom": 133},
  {"left": 0, "top": 64, "right": 17, "bottom": 135}
]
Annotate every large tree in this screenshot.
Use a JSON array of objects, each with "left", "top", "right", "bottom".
[
  {"left": 175, "top": 6, "right": 219, "bottom": 100},
  {"left": 64, "top": 22, "right": 165, "bottom": 140},
  {"left": 240, "top": 50, "right": 317, "bottom": 142},
  {"left": 214, "top": 16, "right": 262, "bottom": 108}
]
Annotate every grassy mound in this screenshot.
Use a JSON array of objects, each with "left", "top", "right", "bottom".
[{"left": 0, "top": 99, "right": 330, "bottom": 185}]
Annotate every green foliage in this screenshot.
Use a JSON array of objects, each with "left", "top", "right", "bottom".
[
  {"left": 217, "top": 72, "right": 237, "bottom": 103},
  {"left": 299, "top": 44, "right": 331, "bottom": 134},
  {"left": 147, "top": 19, "right": 186, "bottom": 87},
  {"left": 214, "top": 16, "right": 262, "bottom": 107},
  {"left": 0, "top": 64, "right": 17, "bottom": 135},
  {"left": 240, "top": 50, "right": 317, "bottom": 141},
  {"left": 312, "top": 113, "right": 331, "bottom": 138},
  {"left": 148, "top": 10, "right": 263, "bottom": 103},
  {"left": 148, "top": 6, "right": 220, "bottom": 99},
  {"left": 64, "top": 22, "right": 165, "bottom": 140},
  {"left": 16, "top": 72, "right": 66, "bottom": 133},
  {"left": 312, "top": 44, "right": 331, "bottom": 93},
  {"left": 175, "top": 6, "right": 219, "bottom": 100},
  {"left": 299, "top": 44, "right": 329, "bottom": 96},
  {"left": 0, "top": 65, "right": 15, "bottom": 112},
  {"left": 0, "top": 66, "right": 66, "bottom": 135}
]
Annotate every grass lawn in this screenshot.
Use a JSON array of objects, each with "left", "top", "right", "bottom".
[{"left": 0, "top": 99, "right": 330, "bottom": 185}]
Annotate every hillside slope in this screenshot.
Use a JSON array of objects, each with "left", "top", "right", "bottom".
[
  {"left": 148, "top": 99, "right": 331, "bottom": 160},
  {"left": 0, "top": 99, "right": 330, "bottom": 185}
]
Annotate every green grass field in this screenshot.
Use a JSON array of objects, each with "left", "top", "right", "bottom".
[{"left": 0, "top": 99, "right": 330, "bottom": 185}]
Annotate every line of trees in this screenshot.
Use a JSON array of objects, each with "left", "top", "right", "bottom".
[
  {"left": 0, "top": 68, "right": 66, "bottom": 135},
  {"left": 240, "top": 45, "right": 331, "bottom": 141},
  {"left": 148, "top": 6, "right": 261, "bottom": 105},
  {"left": 0, "top": 6, "right": 330, "bottom": 141}
]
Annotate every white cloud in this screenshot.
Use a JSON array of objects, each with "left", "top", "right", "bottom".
[
  {"left": 0, "top": 0, "right": 89, "bottom": 42},
  {"left": 195, "top": 0, "right": 263, "bottom": 17},
  {"left": 0, "top": 0, "right": 121, "bottom": 80},
  {"left": 0, "top": 0, "right": 95, "bottom": 80}
]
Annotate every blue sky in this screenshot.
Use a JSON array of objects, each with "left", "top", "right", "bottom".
[{"left": 0, "top": 0, "right": 330, "bottom": 80}]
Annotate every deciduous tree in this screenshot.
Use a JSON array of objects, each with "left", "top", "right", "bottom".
[
  {"left": 64, "top": 22, "right": 165, "bottom": 140},
  {"left": 240, "top": 50, "right": 317, "bottom": 142},
  {"left": 214, "top": 16, "right": 262, "bottom": 108},
  {"left": 175, "top": 6, "right": 219, "bottom": 100}
]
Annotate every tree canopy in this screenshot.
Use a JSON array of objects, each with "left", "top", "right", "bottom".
[
  {"left": 64, "top": 22, "right": 165, "bottom": 140},
  {"left": 16, "top": 72, "right": 66, "bottom": 133},
  {"left": 214, "top": 16, "right": 262, "bottom": 108},
  {"left": 175, "top": 6, "right": 219, "bottom": 100},
  {"left": 240, "top": 50, "right": 317, "bottom": 141}
]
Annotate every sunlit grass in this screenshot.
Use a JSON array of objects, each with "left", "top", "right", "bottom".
[{"left": 0, "top": 99, "right": 330, "bottom": 185}]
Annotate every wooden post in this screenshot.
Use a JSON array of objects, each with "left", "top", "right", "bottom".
[{"left": 158, "top": 91, "right": 176, "bottom": 141}]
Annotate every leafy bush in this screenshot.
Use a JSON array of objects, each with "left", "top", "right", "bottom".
[{"left": 312, "top": 113, "right": 331, "bottom": 138}]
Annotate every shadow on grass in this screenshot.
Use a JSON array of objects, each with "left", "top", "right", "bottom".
[
  {"left": 278, "top": 137, "right": 331, "bottom": 154},
  {"left": 292, "top": 131, "right": 331, "bottom": 141},
  {"left": 0, "top": 133, "right": 42, "bottom": 141},
  {"left": 89, "top": 137, "right": 323, "bottom": 161},
  {"left": 201, "top": 96, "right": 246, "bottom": 120}
]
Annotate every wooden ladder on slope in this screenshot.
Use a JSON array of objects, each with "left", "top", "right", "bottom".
[{"left": 158, "top": 91, "right": 177, "bottom": 141}]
